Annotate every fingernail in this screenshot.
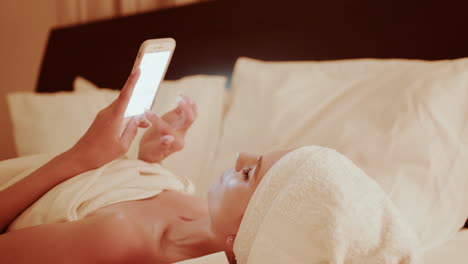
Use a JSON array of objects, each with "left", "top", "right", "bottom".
[
  {"left": 236, "top": 152, "right": 239, "bottom": 159},
  {"left": 176, "top": 95, "right": 183, "bottom": 104}
]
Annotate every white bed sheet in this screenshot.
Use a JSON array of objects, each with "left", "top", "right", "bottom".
[{"left": 424, "top": 230, "right": 468, "bottom": 263}]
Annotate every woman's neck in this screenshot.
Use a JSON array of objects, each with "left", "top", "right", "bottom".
[{"left": 166, "top": 212, "right": 226, "bottom": 260}]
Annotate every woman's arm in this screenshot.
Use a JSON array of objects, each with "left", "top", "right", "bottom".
[
  {"left": 0, "top": 69, "right": 146, "bottom": 233},
  {"left": 0, "top": 150, "right": 88, "bottom": 233},
  {"left": 0, "top": 214, "right": 149, "bottom": 264}
]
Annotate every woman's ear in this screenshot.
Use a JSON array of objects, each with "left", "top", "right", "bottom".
[{"left": 225, "top": 235, "right": 237, "bottom": 264}]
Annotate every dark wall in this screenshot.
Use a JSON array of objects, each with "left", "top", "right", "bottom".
[{"left": 37, "top": 0, "right": 468, "bottom": 92}]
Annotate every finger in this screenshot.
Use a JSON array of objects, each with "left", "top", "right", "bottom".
[
  {"left": 176, "top": 98, "right": 185, "bottom": 116},
  {"left": 191, "top": 100, "right": 198, "bottom": 117},
  {"left": 138, "top": 120, "right": 150, "bottom": 128},
  {"left": 180, "top": 96, "right": 196, "bottom": 129},
  {"left": 114, "top": 68, "right": 141, "bottom": 115},
  {"left": 185, "top": 96, "right": 198, "bottom": 117},
  {"left": 167, "top": 95, "right": 187, "bottom": 118},
  {"left": 120, "top": 115, "right": 141, "bottom": 150},
  {"left": 164, "top": 101, "right": 184, "bottom": 121},
  {"left": 171, "top": 138, "right": 185, "bottom": 152},
  {"left": 148, "top": 138, "right": 172, "bottom": 161},
  {"left": 144, "top": 110, "right": 172, "bottom": 132}
]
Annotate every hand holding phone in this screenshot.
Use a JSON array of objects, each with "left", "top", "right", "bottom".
[
  {"left": 71, "top": 69, "right": 148, "bottom": 170},
  {"left": 124, "top": 38, "right": 176, "bottom": 117}
]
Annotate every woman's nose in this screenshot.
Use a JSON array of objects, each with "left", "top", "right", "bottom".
[{"left": 235, "top": 152, "right": 259, "bottom": 171}]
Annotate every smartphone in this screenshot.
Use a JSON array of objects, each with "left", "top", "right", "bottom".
[{"left": 124, "top": 38, "right": 176, "bottom": 117}]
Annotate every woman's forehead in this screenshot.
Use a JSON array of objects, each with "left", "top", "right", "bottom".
[{"left": 254, "top": 148, "right": 295, "bottom": 185}]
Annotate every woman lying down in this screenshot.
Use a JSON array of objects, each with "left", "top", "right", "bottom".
[{"left": 0, "top": 71, "right": 422, "bottom": 264}]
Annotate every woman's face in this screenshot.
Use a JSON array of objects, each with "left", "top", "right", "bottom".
[{"left": 208, "top": 149, "right": 293, "bottom": 237}]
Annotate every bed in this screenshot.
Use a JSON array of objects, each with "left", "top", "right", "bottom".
[{"left": 5, "top": 0, "right": 468, "bottom": 263}]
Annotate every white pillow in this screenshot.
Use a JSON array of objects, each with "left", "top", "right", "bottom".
[
  {"left": 7, "top": 90, "right": 116, "bottom": 156},
  {"left": 7, "top": 75, "right": 227, "bottom": 197},
  {"left": 213, "top": 57, "right": 468, "bottom": 251}
]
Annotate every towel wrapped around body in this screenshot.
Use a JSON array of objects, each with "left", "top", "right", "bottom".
[
  {"left": 234, "top": 146, "right": 422, "bottom": 264},
  {"left": 0, "top": 155, "right": 194, "bottom": 232}
]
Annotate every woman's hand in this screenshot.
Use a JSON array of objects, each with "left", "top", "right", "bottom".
[
  {"left": 0, "top": 69, "right": 149, "bottom": 233},
  {"left": 138, "top": 95, "right": 197, "bottom": 163},
  {"left": 69, "top": 69, "right": 148, "bottom": 170}
]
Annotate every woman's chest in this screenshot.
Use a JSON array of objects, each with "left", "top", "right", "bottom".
[{"left": 91, "top": 190, "right": 207, "bottom": 262}]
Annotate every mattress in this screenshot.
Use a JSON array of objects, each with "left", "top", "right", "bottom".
[{"left": 424, "top": 230, "right": 468, "bottom": 263}]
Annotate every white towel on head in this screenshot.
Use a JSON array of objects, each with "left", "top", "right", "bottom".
[
  {"left": 1, "top": 156, "right": 194, "bottom": 231},
  {"left": 173, "top": 252, "right": 229, "bottom": 264},
  {"left": 234, "top": 146, "right": 422, "bottom": 264}
]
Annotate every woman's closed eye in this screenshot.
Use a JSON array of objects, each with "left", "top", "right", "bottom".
[{"left": 242, "top": 167, "right": 253, "bottom": 181}]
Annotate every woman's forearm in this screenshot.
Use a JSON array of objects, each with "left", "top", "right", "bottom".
[
  {"left": 0, "top": 149, "right": 89, "bottom": 233},
  {"left": 0, "top": 71, "right": 143, "bottom": 233}
]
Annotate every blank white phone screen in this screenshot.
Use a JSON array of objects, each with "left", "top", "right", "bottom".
[{"left": 124, "top": 51, "right": 171, "bottom": 117}]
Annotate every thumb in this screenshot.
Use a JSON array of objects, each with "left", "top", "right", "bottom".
[{"left": 120, "top": 116, "right": 140, "bottom": 150}]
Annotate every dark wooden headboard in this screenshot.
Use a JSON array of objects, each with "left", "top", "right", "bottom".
[{"left": 36, "top": 0, "right": 468, "bottom": 92}]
